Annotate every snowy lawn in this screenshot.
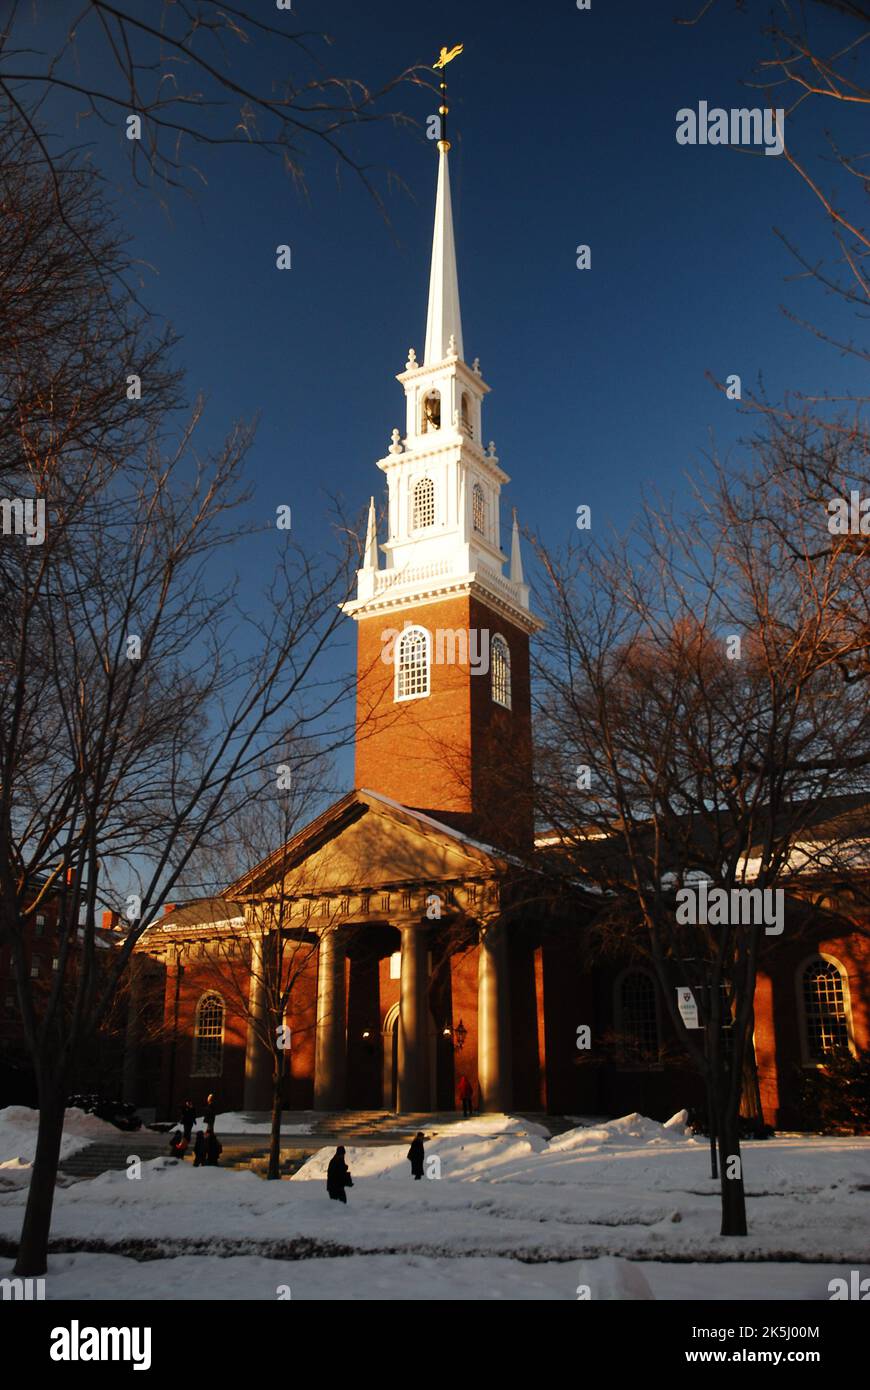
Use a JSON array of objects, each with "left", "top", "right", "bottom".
[{"left": 1, "top": 1109, "right": 867, "bottom": 1299}]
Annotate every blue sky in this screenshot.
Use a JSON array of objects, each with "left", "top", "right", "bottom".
[{"left": 13, "top": 0, "right": 867, "bottom": 794}]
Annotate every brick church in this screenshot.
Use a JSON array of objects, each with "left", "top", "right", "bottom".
[{"left": 125, "top": 101, "right": 870, "bottom": 1130}]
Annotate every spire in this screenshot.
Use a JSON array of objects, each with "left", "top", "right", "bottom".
[
  {"left": 510, "top": 509, "right": 524, "bottom": 584},
  {"left": 362, "top": 497, "right": 379, "bottom": 570},
  {"left": 423, "top": 147, "right": 464, "bottom": 366},
  {"left": 424, "top": 44, "right": 464, "bottom": 366}
]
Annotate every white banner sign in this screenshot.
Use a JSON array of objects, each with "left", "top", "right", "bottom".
[{"left": 677, "top": 987, "right": 701, "bottom": 1029}]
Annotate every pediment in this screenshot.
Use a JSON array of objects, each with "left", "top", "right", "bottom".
[{"left": 230, "top": 789, "right": 508, "bottom": 900}]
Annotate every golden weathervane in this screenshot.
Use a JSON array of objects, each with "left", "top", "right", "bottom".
[{"left": 433, "top": 42, "right": 463, "bottom": 151}]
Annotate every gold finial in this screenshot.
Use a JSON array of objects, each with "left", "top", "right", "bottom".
[{"left": 433, "top": 43, "right": 463, "bottom": 152}]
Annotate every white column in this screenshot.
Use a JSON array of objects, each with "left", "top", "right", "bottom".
[
  {"left": 314, "top": 928, "right": 346, "bottom": 1110},
  {"left": 243, "top": 933, "right": 272, "bottom": 1111},
  {"left": 478, "top": 924, "right": 512, "bottom": 1112},
  {"left": 397, "top": 924, "right": 429, "bottom": 1112},
  {"left": 122, "top": 955, "right": 143, "bottom": 1105}
]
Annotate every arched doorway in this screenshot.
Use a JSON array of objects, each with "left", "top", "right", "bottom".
[{"left": 382, "top": 1003, "right": 400, "bottom": 1111}]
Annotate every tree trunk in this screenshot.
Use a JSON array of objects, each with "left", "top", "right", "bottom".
[
  {"left": 717, "top": 1106, "right": 748, "bottom": 1236},
  {"left": 267, "top": 1075, "right": 282, "bottom": 1180},
  {"left": 14, "top": 1083, "right": 66, "bottom": 1276},
  {"left": 739, "top": 1036, "right": 765, "bottom": 1130}
]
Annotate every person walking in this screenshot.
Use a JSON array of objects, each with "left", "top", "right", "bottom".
[
  {"left": 457, "top": 1074, "right": 473, "bottom": 1118},
  {"left": 408, "top": 1132, "right": 425, "bottom": 1181},
  {"left": 203, "top": 1094, "right": 217, "bottom": 1132},
  {"left": 192, "top": 1128, "right": 206, "bottom": 1167},
  {"left": 181, "top": 1099, "right": 196, "bottom": 1141},
  {"left": 326, "top": 1146, "right": 353, "bottom": 1204}
]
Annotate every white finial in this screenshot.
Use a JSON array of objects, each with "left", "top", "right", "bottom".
[
  {"left": 389, "top": 428, "right": 403, "bottom": 454},
  {"left": 406, "top": 348, "right": 417, "bottom": 370},
  {"left": 447, "top": 333, "right": 456, "bottom": 357},
  {"left": 472, "top": 357, "right": 481, "bottom": 376},
  {"left": 363, "top": 497, "right": 379, "bottom": 571},
  {"left": 487, "top": 441, "right": 497, "bottom": 458}
]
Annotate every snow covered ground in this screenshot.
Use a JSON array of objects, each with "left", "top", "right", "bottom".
[
  {"left": 206, "top": 1112, "right": 314, "bottom": 1135},
  {"left": 0, "top": 1106, "right": 121, "bottom": 1190},
  {"left": 1, "top": 1108, "right": 867, "bottom": 1300}
]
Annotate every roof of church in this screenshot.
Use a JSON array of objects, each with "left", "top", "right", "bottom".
[{"left": 226, "top": 786, "right": 521, "bottom": 899}]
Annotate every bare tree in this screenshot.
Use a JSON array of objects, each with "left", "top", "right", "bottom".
[
  {"left": 0, "top": 115, "right": 361, "bottom": 1275},
  {"left": 678, "top": 0, "right": 869, "bottom": 376},
  {"left": 0, "top": 1, "right": 423, "bottom": 209},
  {"left": 531, "top": 413, "right": 870, "bottom": 1236},
  {"left": 181, "top": 762, "right": 338, "bottom": 1180}
]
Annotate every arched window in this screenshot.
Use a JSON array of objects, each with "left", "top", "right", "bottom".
[
  {"left": 616, "top": 970, "right": 660, "bottom": 1064},
  {"left": 193, "top": 992, "right": 225, "bottom": 1077},
  {"left": 802, "top": 957, "right": 851, "bottom": 1062},
  {"left": 461, "top": 392, "right": 473, "bottom": 438},
  {"left": 412, "top": 477, "right": 435, "bottom": 530},
  {"left": 396, "top": 625, "right": 430, "bottom": 701},
  {"left": 421, "top": 391, "right": 441, "bottom": 433},
  {"left": 491, "top": 634, "right": 511, "bottom": 709},
  {"left": 472, "top": 482, "right": 486, "bottom": 536}
]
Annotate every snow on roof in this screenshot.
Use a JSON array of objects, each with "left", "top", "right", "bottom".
[{"left": 357, "top": 788, "right": 522, "bottom": 865}]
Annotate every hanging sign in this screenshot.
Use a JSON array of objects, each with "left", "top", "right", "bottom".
[{"left": 677, "top": 987, "right": 702, "bottom": 1029}]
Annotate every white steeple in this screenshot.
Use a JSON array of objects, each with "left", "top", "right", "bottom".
[
  {"left": 342, "top": 53, "right": 541, "bottom": 637},
  {"left": 423, "top": 147, "right": 464, "bottom": 366}
]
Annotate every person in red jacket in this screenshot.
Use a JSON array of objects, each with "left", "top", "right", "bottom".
[{"left": 457, "top": 1074, "right": 473, "bottom": 1118}]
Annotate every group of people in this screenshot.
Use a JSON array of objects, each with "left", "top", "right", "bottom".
[
  {"left": 168, "top": 1093, "right": 223, "bottom": 1167},
  {"left": 165, "top": 1080, "right": 476, "bottom": 1193},
  {"left": 326, "top": 1131, "right": 427, "bottom": 1204}
]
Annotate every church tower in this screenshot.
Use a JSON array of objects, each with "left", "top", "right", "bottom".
[{"left": 344, "top": 69, "right": 542, "bottom": 852}]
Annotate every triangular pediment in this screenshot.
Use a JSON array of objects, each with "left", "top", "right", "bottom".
[{"left": 229, "top": 789, "right": 510, "bottom": 901}]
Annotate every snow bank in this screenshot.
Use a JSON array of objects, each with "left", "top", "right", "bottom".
[
  {"left": 294, "top": 1128, "right": 547, "bottom": 1182},
  {"left": 0, "top": 1105, "right": 120, "bottom": 1169},
  {"left": 435, "top": 1114, "right": 550, "bottom": 1138},
  {"left": 548, "top": 1110, "right": 694, "bottom": 1153}
]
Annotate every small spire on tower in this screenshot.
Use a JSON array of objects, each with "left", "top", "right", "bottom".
[
  {"left": 510, "top": 509, "right": 525, "bottom": 585},
  {"left": 363, "top": 497, "right": 379, "bottom": 571}
]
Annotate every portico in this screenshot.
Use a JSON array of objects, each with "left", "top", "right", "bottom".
[{"left": 233, "top": 788, "right": 520, "bottom": 1114}]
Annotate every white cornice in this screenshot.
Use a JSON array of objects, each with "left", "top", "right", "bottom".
[{"left": 343, "top": 574, "right": 544, "bottom": 633}]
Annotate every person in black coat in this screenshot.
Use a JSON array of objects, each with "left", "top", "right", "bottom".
[
  {"left": 181, "top": 1100, "right": 196, "bottom": 1141},
  {"left": 192, "top": 1129, "right": 206, "bottom": 1167},
  {"left": 408, "top": 1132, "right": 425, "bottom": 1181},
  {"left": 205, "top": 1129, "right": 222, "bottom": 1166},
  {"left": 203, "top": 1094, "right": 217, "bottom": 1131},
  {"left": 326, "top": 1146, "right": 352, "bottom": 1203}
]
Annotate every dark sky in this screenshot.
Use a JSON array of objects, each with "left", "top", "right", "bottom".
[{"left": 10, "top": 0, "right": 866, "bottom": 795}]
